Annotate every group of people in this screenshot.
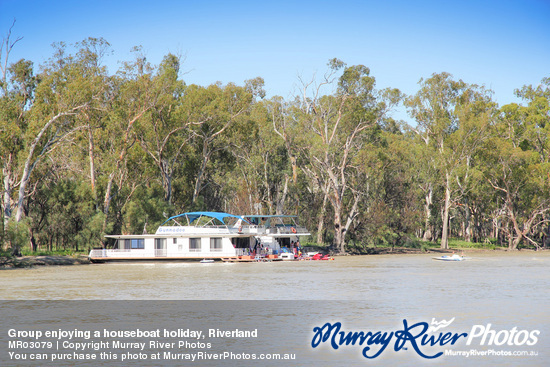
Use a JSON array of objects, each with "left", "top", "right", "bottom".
[
  {"left": 250, "top": 239, "right": 272, "bottom": 256},
  {"left": 290, "top": 240, "right": 303, "bottom": 257},
  {"left": 246, "top": 239, "right": 332, "bottom": 261}
]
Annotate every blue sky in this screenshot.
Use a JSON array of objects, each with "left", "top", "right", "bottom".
[{"left": 1, "top": 0, "right": 549, "bottom": 123}]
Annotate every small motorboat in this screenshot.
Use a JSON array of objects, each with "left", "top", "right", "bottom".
[{"left": 432, "top": 254, "right": 465, "bottom": 261}]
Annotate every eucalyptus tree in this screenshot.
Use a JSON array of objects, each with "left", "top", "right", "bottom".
[
  {"left": 408, "top": 129, "right": 440, "bottom": 241},
  {"left": 288, "top": 59, "right": 401, "bottom": 254},
  {"left": 231, "top": 96, "right": 293, "bottom": 215},
  {"left": 483, "top": 125, "right": 549, "bottom": 250},
  {"left": 483, "top": 78, "right": 550, "bottom": 249},
  {"left": 133, "top": 53, "right": 191, "bottom": 205},
  {"left": 367, "top": 126, "right": 423, "bottom": 248},
  {"left": 99, "top": 47, "right": 162, "bottom": 234},
  {"left": 185, "top": 82, "right": 255, "bottom": 206},
  {"left": 450, "top": 87, "right": 497, "bottom": 242},
  {"left": 238, "top": 78, "right": 295, "bottom": 215},
  {"left": 406, "top": 73, "right": 495, "bottom": 249},
  {"left": 29, "top": 38, "right": 113, "bottom": 250},
  {"left": 406, "top": 73, "right": 462, "bottom": 248},
  {"left": 73, "top": 37, "right": 112, "bottom": 207},
  {"left": 514, "top": 77, "right": 550, "bottom": 163},
  {"left": 1, "top": 60, "right": 32, "bottom": 226},
  {"left": 515, "top": 78, "right": 550, "bottom": 247},
  {"left": 0, "top": 21, "right": 28, "bottom": 230},
  {"left": 260, "top": 99, "right": 293, "bottom": 215},
  {"left": 12, "top": 38, "right": 113, "bottom": 224}
]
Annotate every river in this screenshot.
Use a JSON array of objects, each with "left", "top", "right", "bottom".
[{"left": 0, "top": 251, "right": 548, "bottom": 366}]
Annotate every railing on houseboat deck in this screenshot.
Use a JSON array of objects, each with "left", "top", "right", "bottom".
[
  {"left": 230, "top": 225, "right": 308, "bottom": 235},
  {"left": 266, "top": 225, "right": 309, "bottom": 235},
  {"left": 198, "top": 225, "right": 308, "bottom": 235},
  {"left": 235, "top": 248, "right": 252, "bottom": 256}
]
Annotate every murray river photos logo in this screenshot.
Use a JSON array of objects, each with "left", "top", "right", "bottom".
[{"left": 310, "top": 318, "right": 540, "bottom": 359}]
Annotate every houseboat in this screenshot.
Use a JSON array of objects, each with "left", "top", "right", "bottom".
[{"left": 88, "top": 212, "right": 310, "bottom": 262}]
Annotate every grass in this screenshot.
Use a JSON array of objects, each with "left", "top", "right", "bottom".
[
  {"left": 342, "top": 237, "right": 513, "bottom": 254},
  {"left": 446, "top": 238, "right": 505, "bottom": 250}
]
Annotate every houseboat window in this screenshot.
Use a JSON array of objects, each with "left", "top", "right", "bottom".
[
  {"left": 210, "top": 238, "right": 222, "bottom": 252},
  {"left": 134, "top": 239, "right": 144, "bottom": 249},
  {"left": 125, "top": 239, "right": 144, "bottom": 249},
  {"left": 189, "top": 238, "right": 201, "bottom": 252}
]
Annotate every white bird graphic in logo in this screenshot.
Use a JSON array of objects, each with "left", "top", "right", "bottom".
[{"left": 427, "top": 318, "right": 455, "bottom": 333}]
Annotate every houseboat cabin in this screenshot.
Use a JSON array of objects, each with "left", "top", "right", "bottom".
[{"left": 88, "top": 212, "right": 310, "bottom": 262}]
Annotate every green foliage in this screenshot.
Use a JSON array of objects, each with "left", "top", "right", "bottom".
[
  {"left": 121, "top": 186, "right": 173, "bottom": 235},
  {"left": 26, "top": 178, "right": 102, "bottom": 251},
  {"left": 3, "top": 218, "right": 30, "bottom": 254},
  {"left": 74, "top": 211, "right": 107, "bottom": 251}
]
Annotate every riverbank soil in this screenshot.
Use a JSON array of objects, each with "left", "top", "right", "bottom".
[{"left": 0, "top": 255, "right": 90, "bottom": 269}]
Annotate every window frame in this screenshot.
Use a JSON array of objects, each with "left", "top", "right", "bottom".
[
  {"left": 189, "top": 238, "right": 201, "bottom": 252},
  {"left": 210, "top": 237, "right": 223, "bottom": 252}
]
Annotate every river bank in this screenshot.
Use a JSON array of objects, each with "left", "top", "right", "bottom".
[
  {"left": 0, "top": 255, "right": 90, "bottom": 269},
  {"left": 345, "top": 246, "right": 546, "bottom": 255}
]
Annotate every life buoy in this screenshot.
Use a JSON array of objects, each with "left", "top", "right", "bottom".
[
  {"left": 291, "top": 227, "right": 297, "bottom": 234},
  {"left": 238, "top": 226, "right": 243, "bottom": 233}
]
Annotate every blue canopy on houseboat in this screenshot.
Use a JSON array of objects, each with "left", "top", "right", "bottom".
[{"left": 161, "top": 212, "right": 248, "bottom": 226}]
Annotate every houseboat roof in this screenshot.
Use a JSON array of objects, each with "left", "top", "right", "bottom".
[
  {"left": 243, "top": 215, "right": 297, "bottom": 218},
  {"left": 161, "top": 212, "right": 249, "bottom": 226}
]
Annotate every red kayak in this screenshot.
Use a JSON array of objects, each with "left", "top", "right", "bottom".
[{"left": 310, "top": 253, "right": 334, "bottom": 260}]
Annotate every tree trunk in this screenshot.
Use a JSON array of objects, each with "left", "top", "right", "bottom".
[
  {"left": 3, "top": 157, "right": 13, "bottom": 226},
  {"left": 193, "top": 141, "right": 210, "bottom": 204},
  {"left": 101, "top": 171, "right": 116, "bottom": 240},
  {"left": 88, "top": 126, "right": 98, "bottom": 206},
  {"left": 290, "top": 155, "right": 298, "bottom": 183},
  {"left": 275, "top": 176, "right": 289, "bottom": 215},
  {"left": 510, "top": 235, "right": 522, "bottom": 250},
  {"left": 464, "top": 197, "right": 472, "bottom": 242},
  {"left": 160, "top": 161, "right": 173, "bottom": 204},
  {"left": 316, "top": 189, "right": 328, "bottom": 244},
  {"left": 507, "top": 201, "right": 522, "bottom": 250},
  {"left": 101, "top": 111, "right": 145, "bottom": 234},
  {"left": 440, "top": 173, "right": 451, "bottom": 249},
  {"left": 333, "top": 210, "right": 344, "bottom": 254},
  {"left": 15, "top": 109, "right": 85, "bottom": 222},
  {"left": 15, "top": 158, "right": 33, "bottom": 223},
  {"left": 422, "top": 183, "right": 433, "bottom": 241}
]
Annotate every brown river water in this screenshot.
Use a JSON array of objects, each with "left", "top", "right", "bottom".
[{"left": 0, "top": 251, "right": 548, "bottom": 366}]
